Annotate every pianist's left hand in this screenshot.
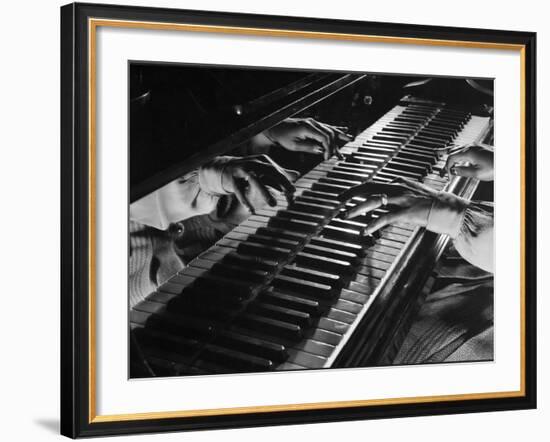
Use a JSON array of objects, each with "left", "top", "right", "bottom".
[
  {"left": 340, "top": 178, "right": 469, "bottom": 238},
  {"left": 255, "top": 118, "right": 353, "bottom": 160}
]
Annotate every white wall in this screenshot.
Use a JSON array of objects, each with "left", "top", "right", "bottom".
[{"left": 0, "top": 0, "right": 546, "bottom": 440}]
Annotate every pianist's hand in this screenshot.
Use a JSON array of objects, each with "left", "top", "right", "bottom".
[
  {"left": 340, "top": 178, "right": 469, "bottom": 238},
  {"left": 221, "top": 154, "right": 298, "bottom": 214},
  {"left": 263, "top": 118, "right": 353, "bottom": 160},
  {"left": 444, "top": 143, "right": 494, "bottom": 181}
]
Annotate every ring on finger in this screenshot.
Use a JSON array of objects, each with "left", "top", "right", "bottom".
[{"left": 379, "top": 194, "right": 388, "bottom": 207}]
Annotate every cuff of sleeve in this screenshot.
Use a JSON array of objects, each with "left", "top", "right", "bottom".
[
  {"left": 426, "top": 192, "right": 469, "bottom": 239},
  {"left": 198, "top": 156, "right": 235, "bottom": 196}
]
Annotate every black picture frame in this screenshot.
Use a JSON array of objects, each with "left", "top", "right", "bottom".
[{"left": 61, "top": 2, "right": 537, "bottom": 438}]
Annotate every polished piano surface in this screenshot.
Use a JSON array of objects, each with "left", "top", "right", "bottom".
[{"left": 130, "top": 81, "right": 493, "bottom": 377}]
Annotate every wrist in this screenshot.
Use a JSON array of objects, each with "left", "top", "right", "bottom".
[
  {"left": 198, "top": 156, "right": 235, "bottom": 195},
  {"left": 426, "top": 192, "right": 469, "bottom": 238}
]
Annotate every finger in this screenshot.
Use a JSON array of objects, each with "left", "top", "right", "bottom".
[
  {"left": 343, "top": 197, "right": 385, "bottom": 219},
  {"left": 450, "top": 164, "right": 479, "bottom": 178},
  {"left": 283, "top": 168, "right": 300, "bottom": 183},
  {"left": 326, "top": 125, "right": 354, "bottom": 142},
  {"left": 299, "top": 121, "right": 330, "bottom": 150},
  {"left": 338, "top": 182, "right": 399, "bottom": 202},
  {"left": 365, "top": 207, "right": 415, "bottom": 236},
  {"left": 445, "top": 151, "right": 473, "bottom": 176},
  {"left": 390, "top": 176, "right": 438, "bottom": 196},
  {"left": 251, "top": 161, "right": 296, "bottom": 196},
  {"left": 333, "top": 125, "right": 350, "bottom": 132},
  {"left": 292, "top": 138, "right": 325, "bottom": 155},
  {"left": 308, "top": 120, "right": 336, "bottom": 160},
  {"left": 246, "top": 172, "right": 277, "bottom": 207},
  {"left": 232, "top": 179, "right": 255, "bottom": 214}
]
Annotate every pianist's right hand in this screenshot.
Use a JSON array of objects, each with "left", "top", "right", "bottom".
[{"left": 444, "top": 143, "right": 494, "bottom": 181}]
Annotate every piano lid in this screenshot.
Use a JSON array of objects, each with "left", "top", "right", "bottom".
[{"left": 130, "top": 63, "right": 366, "bottom": 203}]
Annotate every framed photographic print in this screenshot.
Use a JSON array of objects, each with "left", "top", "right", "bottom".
[{"left": 60, "top": 2, "right": 537, "bottom": 438}]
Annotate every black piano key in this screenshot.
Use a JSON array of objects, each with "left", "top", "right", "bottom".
[
  {"left": 349, "top": 155, "right": 386, "bottom": 166},
  {"left": 404, "top": 144, "right": 439, "bottom": 157},
  {"left": 190, "top": 259, "right": 270, "bottom": 284},
  {"left": 236, "top": 313, "right": 303, "bottom": 341},
  {"left": 273, "top": 274, "right": 335, "bottom": 299},
  {"left": 380, "top": 126, "right": 415, "bottom": 135},
  {"left": 295, "top": 251, "right": 353, "bottom": 274},
  {"left": 261, "top": 289, "right": 324, "bottom": 316},
  {"left": 381, "top": 166, "right": 422, "bottom": 181},
  {"left": 326, "top": 169, "right": 371, "bottom": 181},
  {"left": 375, "top": 170, "right": 408, "bottom": 182},
  {"left": 398, "top": 148, "right": 437, "bottom": 163},
  {"left": 300, "top": 189, "right": 341, "bottom": 202},
  {"left": 215, "top": 330, "right": 288, "bottom": 362},
  {"left": 309, "top": 236, "right": 364, "bottom": 256},
  {"left": 276, "top": 209, "right": 325, "bottom": 224},
  {"left": 410, "top": 137, "right": 446, "bottom": 149},
  {"left": 282, "top": 265, "right": 343, "bottom": 288},
  {"left": 248, "top": 232, "right": 302, "bottom": 249},
  {"left": 312, "top": 181, "right": 352, "bottom": 194},
  {"left": 290, "top": 201, "right": 338, "bottom": 216},
  {"left": 255, "top": 227, "right": 308, "bottom": 244},
  {"left": 321, "top": 225, "right": 363, "bottom": 243},
  {"left": 201, "top": 344, "right": 275, "bottom": 371},
  {"left": 130, "top": 308, "right": 215, "bottom": 339},
  {"left": 238, "top": 241, "right": 293, "bottom": 260},
  {"left": 358, "top": 144, "right": 396, "bottom": 153},
  {"left": 393, "top": 152, "right": 435, "bottom": 169},
  {"left": 295, "top": 194, "right": 340, "bottom": 208},
  {"left": 268, "top": 216, "right": 320, "bottom": 234},
  {"left": 387, "top": 159, "right": 430, "bottom": 176},
  {"left": 303, "top": 243, "right": 359, "bottom": 264},
  {"left": 221, "top": 251, "right": 280, "bottom": 273},
  {"left": 133, "top": 328, "right": 201, "bottom": 362},
  {"left": 248, "top": 302, "right": 313, "bottom": 327},
  {"left": 191, "top": 275, "right": 259, "bottom": 300}
]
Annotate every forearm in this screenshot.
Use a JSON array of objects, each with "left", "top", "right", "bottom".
[{"left": 130, "top": 156, "right": 234, "bottom": 230}]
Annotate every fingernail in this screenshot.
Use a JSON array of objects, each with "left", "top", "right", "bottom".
[{"left": 341, "top": 211, "right": 349, "bottom": 219}]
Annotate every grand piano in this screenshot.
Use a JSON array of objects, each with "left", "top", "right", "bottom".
[{"left": 129, "top": 63, "right": 493, "bottom": 377}]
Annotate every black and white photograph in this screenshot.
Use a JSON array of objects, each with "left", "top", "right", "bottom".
[{"left": 128, "top": 63, "right": 495, "bottom": 378}]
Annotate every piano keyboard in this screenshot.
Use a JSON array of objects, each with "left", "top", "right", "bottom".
[{"left": 131, "top": 100, "right": 491, "bottom": 376}]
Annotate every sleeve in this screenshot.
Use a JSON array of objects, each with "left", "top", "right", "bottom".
[
  {"left": 129, "top": 156, "right": 234, "bottom": 230},
  {"left": 426, "top": 195, "right": 494, "bottom": 273},
  {"left": 453, "top": 201, "right": 494, "bottom": 273}
]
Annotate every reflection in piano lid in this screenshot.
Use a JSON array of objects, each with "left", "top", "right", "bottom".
[{"left": 128, "top": 64, "right": 494, "bottom": 378}]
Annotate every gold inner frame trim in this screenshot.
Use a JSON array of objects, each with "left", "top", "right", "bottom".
[{"left": 87, "top": 18, "right": 527, "bottom": 423}]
